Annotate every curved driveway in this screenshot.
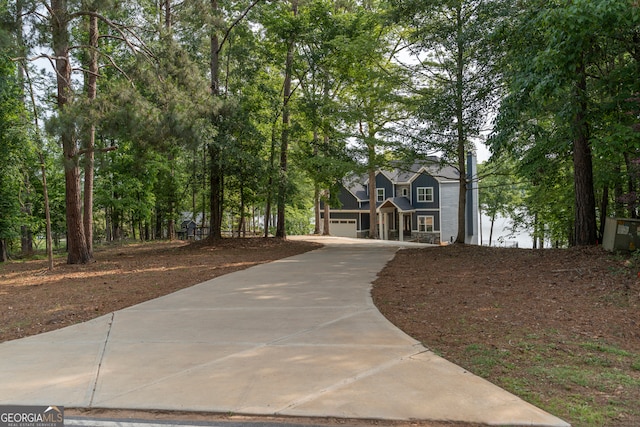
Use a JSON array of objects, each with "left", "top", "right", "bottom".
[{"left": 0, "top": 236, "right": 568, "bottom": 426}]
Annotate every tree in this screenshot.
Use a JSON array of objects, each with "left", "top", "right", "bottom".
[
  {"left": 81, "top": 0, "right": 99, "bottom": 255},
  {"left": 48, "top": 0, "right": 92, "bottom": 263},
  {"left": 0, "top": 54, "right": 31, "bottom": 261},
  {"left": 336, "top": 3, "right": 409, "bottom": 239},
  {"left": 204, "top": 0, "right": 263, "bottom": 240},
  {"left": 37, "top": 0, "right": 153, "bottom": 262},
  {"left": 478, "top": 160, "right": 522, "bottom": 246},
  {"left": 490, "top": 0, "right": 640, "bottom": 246},
  {"left": 393, "top": 0, "right": 503, "bottom": 244}
]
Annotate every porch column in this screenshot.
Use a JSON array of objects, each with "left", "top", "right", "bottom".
[
  {"left": 399, "top": 212, "right": 404, "bottom": 242},
  {"left": 378, "top": 212, "right": 383, "bottom": 240},
  {"left": 386, "top": 212, "right": 390, "bottom": 240},
  {"left": 383, "top": 212, "right": 388, "bottom": 240}
]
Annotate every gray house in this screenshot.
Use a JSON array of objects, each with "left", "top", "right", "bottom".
[{"left": 320, "top": 156, "right": 479, "bottom": 245}]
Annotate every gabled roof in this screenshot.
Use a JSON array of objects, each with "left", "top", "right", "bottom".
[
  {"left": 346, "top": 158, "right": 460, "bottom": 194},
  {"left": 341, "top": 174, "right": 368, "bottom": 202},
  {"left": 397, "top": 162, "right": 460, "bottom": 184},
  {"left": 377, "top": 197, "right": 415, "bottom": 213}
]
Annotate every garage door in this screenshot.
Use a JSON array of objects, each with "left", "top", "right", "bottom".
[{"left": 324, "top": 219, "right": 357, "bottom": 238}]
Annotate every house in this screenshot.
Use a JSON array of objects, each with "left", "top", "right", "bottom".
[
  {"left": 320, "top": 155, "right": 480, "bottom": 244},
  {"left": 178, "top": 220, "right": 197, "bottom": 240}
]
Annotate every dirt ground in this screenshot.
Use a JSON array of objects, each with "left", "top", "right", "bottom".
[{"left": 1, "top": 238, "right": 640, "bottom": 427}]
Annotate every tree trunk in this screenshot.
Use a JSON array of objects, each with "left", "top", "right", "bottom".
[
  {"left": 52, "top": 0, "right": 91, "bottom": 264},
  {"left": 454, "top": 3, "right": 467, "bottom": 244},
  {"left": 323, "top": 190, "right": 330, "bottom": 236},
  {"left": 0, "top": 239, "right": 8, "bottom": 262},
  {"left": 313, "top": 129, "right": 321, "bottom": 235},
  {"left": 17, "top": 0, "right": 33, "bottom": 256},
  {"left": 209, "top": 0, "right": 223, "bottom": 241},
  {"left": 164, "top": 0, "right": 171, "bottom": 31},
  {"left": 489, "top": 214, "right": 495, "bottom": 246},
  {"left": 276, "top": 0, "right": 298, "bottom": 239},
  {"left": 573, "top": 57, "right": 597, "bottom": 246},
  {"left": 368, "top": 165, "right": 377, "bottom": 239},
  {"left": 361, "top": 119, "right": 379, "bottom": 239},
  {"left": 238, "top": 183, "right": 245, "bottom": 237},
  {"left": 314, "top": 184, "right": 321, "bottom": 235},
  {"left": 202, "top": 144, "right": 207, "bottom": 228},
  {"left": 532, "top": 212, "right": 538, "bottom": 249},
  {"left": 83, "top": 9, "right": 98, "bottom": 256},
  {"left": 598, "top": 185, "right": 609, "bottom": 243},
  {"left": 39, "top": 152, "right": 54, "bottom": 271},
  {"left": 264, "top": 123, "right": 277, "bottom": 238},
  {"left": 168, "top": 219, "right": 175, "bottom": 240},
  {"left": 20, "top": 224, "right": 33, "bottom": 254}
]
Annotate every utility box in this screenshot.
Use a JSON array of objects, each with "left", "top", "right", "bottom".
[{"left": 602, "top": 217, "right": 640, "bottom": 251}]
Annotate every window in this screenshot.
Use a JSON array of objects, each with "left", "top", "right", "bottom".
[
  {"left": 417, "top": 216, "right": 434, "bottom": 232},
  {"left": 417, "top": 187, "right": 433, "bottom": 203},
  {"left": 401, "top": 187, "right": 408, "bottom": 197},
  {"left": 376, "top": 188, "right": 385, "bottom": 202}
]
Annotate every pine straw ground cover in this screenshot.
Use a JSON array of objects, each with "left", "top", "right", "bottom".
[
  {"left": 372, "top": 244, "right": 640, "bottom": 427},
  {"left": 1, "top": 239, "right": 639, "bottom": 426}
]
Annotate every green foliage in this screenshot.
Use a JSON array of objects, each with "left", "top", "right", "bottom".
[
  {"left": 392, "top": 0, "right": 504, "bottom": 161},
  {"left": 0, "top": 55, "right": 32, "bottom": 242},
  {"left": 11, "top": 0, "right": 638, "bottom": 249},
  {"left": 489, "top": 0, "right": 640, "bottom": 245},
  {"left": 478, "top": 160, "right": 525, "bottom": 244}
]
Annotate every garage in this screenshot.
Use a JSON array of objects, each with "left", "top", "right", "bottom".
[{"left": 322, "top": 219, "right": 357, "bottom": 238}]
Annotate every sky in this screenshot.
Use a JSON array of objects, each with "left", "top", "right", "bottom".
[{"left": 475, "top": 142, "right": 492, "bottom": 163}]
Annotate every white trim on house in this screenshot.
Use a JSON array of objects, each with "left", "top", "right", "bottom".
[{"left": 324, "top": 209, "right": 363, "bottom": 213}]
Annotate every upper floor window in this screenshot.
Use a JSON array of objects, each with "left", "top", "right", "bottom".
[
  {"left": 401, "top": 187, "right": 409, "bottom": 197},
  {"left": 377, "top": 188, "right": 385, "bottom": 202},
  {"left": 417, "top": 187, "right": 434, "bottom": 203}
]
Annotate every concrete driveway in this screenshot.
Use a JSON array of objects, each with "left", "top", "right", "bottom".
[{"left": 0, "top": 236, "right": 569, "bottom": 426}]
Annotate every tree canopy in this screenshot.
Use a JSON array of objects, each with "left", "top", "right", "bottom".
[{"left": 1, "top": 0, "right": 639, "bottom": 262}]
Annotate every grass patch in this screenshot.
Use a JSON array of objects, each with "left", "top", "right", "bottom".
[
  {"left": 459, "top": 336, "right": 640, "bottom": 426},
  {"left": 547, "top": 395, "right": 611, "bottom": 426},
  {"left": 580, "top": 341, "right": 633, "bottom": 357},
  {"left": 463, "top": 343, "right": 512, "bottom": 377}
]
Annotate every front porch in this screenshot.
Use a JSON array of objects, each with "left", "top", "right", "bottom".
[{"left": 376, "top": 199, "right": 440, "bottom": 244}]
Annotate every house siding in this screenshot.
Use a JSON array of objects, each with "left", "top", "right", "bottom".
[
  {"left": 440, "top": 182, "right": 459, "bottom": 243},
  {"left": 411, "top": 173, "right": 440, "bottom": 209},
  {"left": 375, "top": 173, "right": 394, "bottom": 200},
  {"left": 337, "top": 184, "right": 360, "bottom": 210},
  {"left": 466, "top": 154, "right": 480, "bottom": 245}
]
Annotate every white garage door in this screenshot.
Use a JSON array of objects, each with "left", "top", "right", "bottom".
[{"left": 325, "top": 219, "right": 357, "bottom": 238}]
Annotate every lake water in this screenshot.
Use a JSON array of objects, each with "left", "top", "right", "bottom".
[{"left": 479, "top": 214, "right": 534, "bottom": 249}]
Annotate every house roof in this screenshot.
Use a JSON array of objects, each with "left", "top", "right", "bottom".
[
  {"left": 342, "top": 174, "right": 368, "bottom": 202},
  {"left": 378, "top": 197, "right": 414, "bottom": 213},
  {"left": 354, "top": 158, "right": 460, "bottom": 189},
  {"left": 398, "top": 162, "right": 460, "bottom": 184},
  {"left": 337, "top": 158, "right": 463, "bottom": 213}
]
